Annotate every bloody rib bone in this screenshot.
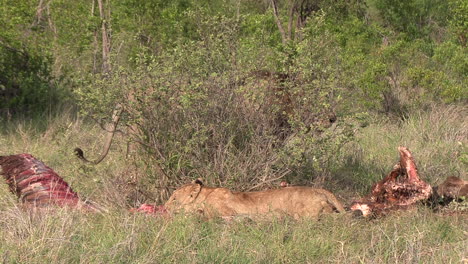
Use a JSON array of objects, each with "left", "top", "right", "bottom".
[
  {"left": 350, "top": 147, "right": 433, "bottom": 217},
  {"left": 0, "top": 154, "right": 98, "bottom": 210},
  {"left": 0, "top": 153, "right": 168, "bottom": 216}
]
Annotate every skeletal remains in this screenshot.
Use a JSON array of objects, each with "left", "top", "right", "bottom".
[
  {"left": 350, "top": 147, "right": 433, "bottom": 217},
  {"left": 0, "top": 147, "right": 466, "bottom": 218}
]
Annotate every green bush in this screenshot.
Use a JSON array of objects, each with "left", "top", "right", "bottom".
[
  {"left": 74, "top": 10, "right": 357, "bottom": 201},
  {"left": 0, "top": 41, "right": 64, "bottom": 116},
  {"left": 373, "top": 0, "right": 449, "bottom": 38}
]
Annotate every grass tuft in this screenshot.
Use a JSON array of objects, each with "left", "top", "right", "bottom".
[{"left": 0, "top": 104, "right": 467, "bottom": 262}]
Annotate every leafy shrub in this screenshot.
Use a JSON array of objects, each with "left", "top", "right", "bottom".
[
  {"left": 0, "top": 41, "right": 64, "bottom": 117},
  {"left": 75, "top": 10, "right": 356, "bottom": 201},
  {"left": 373, "top": 0, "right": 449, "bottom": 38}
]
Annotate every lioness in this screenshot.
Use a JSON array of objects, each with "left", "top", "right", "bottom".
[{"left": 165, "top": 179, "right": 345, "bottom": 220}]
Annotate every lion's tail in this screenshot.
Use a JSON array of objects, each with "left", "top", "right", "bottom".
[{"left": 324, "top": 190, "right": 346, "bottom": 213}]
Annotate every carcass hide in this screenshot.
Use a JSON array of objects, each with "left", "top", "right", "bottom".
[
  {"left": 0, "top": 154, "right": 98, "bottom": 210},
  {"left": 433, "top": 176, "right": 467, "bottom": 205},
  {"left": 130, "top": 203, "right": 168, "bottom": 215},
  {"left": 350, "top": 147, "right": 433, "bottom": 217},
  {"left": 0, "top": 153, "right": 167, "bottom": 216}
]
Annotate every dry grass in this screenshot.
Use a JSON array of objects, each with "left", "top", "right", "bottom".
[
  {"left": 0, "top": 204, "right": 466, "bottom": 263},
  {"left": 0, "top": 104, "right": 467, "bottom": 263},
  {"left": 331, "top": 105, "right": 467, "bottom": 195}
]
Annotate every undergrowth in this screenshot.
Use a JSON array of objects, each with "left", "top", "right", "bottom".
[
  {"left": 0, "top": 104, "right": 467, "bottom": 263},
  {"left": 0, "top": 205, "right": 465, "bottom": 263}
]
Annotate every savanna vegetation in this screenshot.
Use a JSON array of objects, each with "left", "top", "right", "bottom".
[{"left": 0, "top": 0, "right": 467, "bottom": 262}]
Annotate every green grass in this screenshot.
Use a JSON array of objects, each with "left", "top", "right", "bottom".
[
  {"left": 0, "top": 206, "right": 465, "bottom": 263},
  {"left": 0, "top": 104, "right": 467, "bottom": 263},
  {"left": 331, "top": 105, "right": 467, "bottom": 195}
]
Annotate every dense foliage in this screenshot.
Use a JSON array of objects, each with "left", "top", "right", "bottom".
[
  {"left": 1, "top": 0, "right": 465, "bottom": 115},
  {"left": 1, "top": 0, "right": 466, "bottom": 200},
  {"left": 0, "top": 3, "right": 466, "bottom": 261}
]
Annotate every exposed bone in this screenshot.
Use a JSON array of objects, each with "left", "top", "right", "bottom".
[
  {"left": 0, "top": 153, "right": 168, "bottom": 215},
  {"left": 350, "top": 147, "right": 433, "bottom": 217},
  {"left": 0, "top": 154, "right": 99, "bottom": 211}
]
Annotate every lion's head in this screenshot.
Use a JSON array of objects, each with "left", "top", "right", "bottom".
[{"left": 164, "top": 179, "right": 204, "bottom": 211}]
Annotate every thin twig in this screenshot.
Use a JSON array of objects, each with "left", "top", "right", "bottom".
[{"left": 246, "top": 169, "right": 291, "bottom": 191}]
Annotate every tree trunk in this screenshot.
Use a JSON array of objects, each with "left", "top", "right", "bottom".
[
  {"left": 270, "top": 0, "right": 288, "bottom": 45},
  {"left": 91, "top": 0, "right": 99, "bottom": 73},
  {"left": 286, "top": 1, "right": 296, "bottom": 41},
  {"left": 97, "top": 0, "right": 111, "bottom": 74},
  {"left": 32, "top": 0, "right": 46, "bottom": 28},
  {"left": 46, "top": 2, "right": 57, "bottom": 40}
]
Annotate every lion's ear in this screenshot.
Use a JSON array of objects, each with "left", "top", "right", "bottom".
[
  {"left": 192, "top": 178, "right": 203, "bottom": 186},
  {"left": 190, "top": 182, "right": 202, "bottom": 200}
]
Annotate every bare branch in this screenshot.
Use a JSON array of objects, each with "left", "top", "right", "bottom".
[
  {"left": 246, "top": 169, "right": 291, "bottom": 191},
  {"left": 74, "top": 104, "right": 123, "bottom": 164},
  {"left": 97, "top": 0, "right": 111, "bottom": 73},
  {"left": 287, "top": 0, "right": 297, "bottom": 41},
  {"left": 270, "top": 0, "right": 287, "bottom": 45},
  {"left": 32, "top": 0, "right": 45, "bottom": 28}
]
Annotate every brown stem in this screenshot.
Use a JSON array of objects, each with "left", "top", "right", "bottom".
[
  {"left": 32, "top": 0, "right": 45, "bottom": 28},
  {"left": 270, "top": 0, "right": 287, "bottom": 45},
  {"left": 97, "top": 0, "right": 111, "bottom": 74},
  {"left": 287, "top": 0, "right": 297, "bottom": 41},
  {"left": 74, "top": 104, "right": 122, "bottom": 164}
]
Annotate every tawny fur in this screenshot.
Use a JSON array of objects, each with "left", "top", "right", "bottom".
[
  {"left": 165, "top": 181, "right": 345, "bottom": 220},
  {"left": 435, "top": 176, "right": 468, "bottom": 199}
]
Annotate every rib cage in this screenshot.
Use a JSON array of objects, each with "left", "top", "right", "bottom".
[
  {"left": 0, "top": 153, "right": 167, "bottom": 215},
  {"left": 350, "top": 147, "right": 433, "bottom": 217},
  {"left": 0, "top": 153, "right": 96, "bottom": 210}
]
